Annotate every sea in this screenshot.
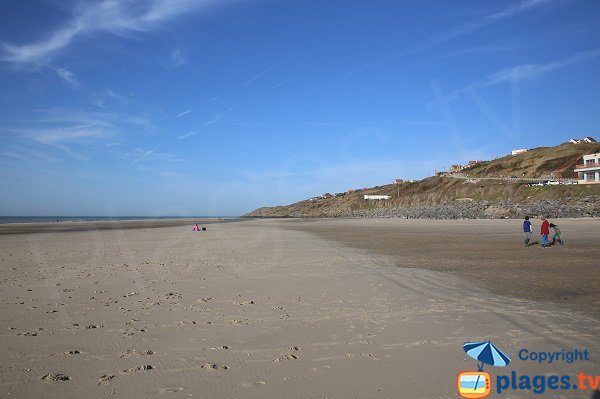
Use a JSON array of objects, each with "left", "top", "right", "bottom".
[{"left": 0, "top": 216, "right": 234, "bottom": 225}]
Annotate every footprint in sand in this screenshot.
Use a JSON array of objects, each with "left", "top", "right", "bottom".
[
  {"left": 205, "top": 345, "right": 230, "bottom": 351},
  {"left": 120, "top": 349, "right": 154, "bottom": 358},
  {"left": 201, "top": 363, "right": 229, "bottom": 370},
  {"left": 51, "top": 350, "right": 81, "bottom": 356},
  {"left": 123, "top": 328, "right": 146, "bottom": 336},
  {"left": 85, "top": 324, "right": 102, "bottom": 329},
  {"left": 273, "top": 354, "right": 298, "bottom": 362},
  {"left": 233, "top": 300, "right": 255, "bottom": 305},
  {"left": 42, "top": 373, "right": 70, "bottom": 382},
  {"left": 121, "top": 365, "right": 154, "bottom": 374},
  {"left": 345, "top": 353, "right": 374, "bottom": 359},
  {"left": 98, "top": 374, "right": 116, "bottom": 385},
  {"left": 240, "top": 381, "right": 266, "bottom": 387},
  {"left": 18, "top": 332, "right": 38, "bottom": 337},
  {"left": 160, "top": 387, "right": 184, "bottom": 393}
]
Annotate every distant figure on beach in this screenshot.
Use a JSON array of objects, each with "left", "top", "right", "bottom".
[
  {"left": 549, "top": 223, "right": 564, "bottom": 245},
  {"left": 201, "top": 227, "right": 206, "bottom": 231},
  {"left": 523, "top": 216, "right": 532, "bottom": 246},
  {"left": 540, "top": 216, "right": 550, "bottom": 247},
  {"left": 192, "top": 224, "right": 200, "bottom": 231}
]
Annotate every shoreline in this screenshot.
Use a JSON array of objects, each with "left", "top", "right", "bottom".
[{"left": 0, "top": 217, "right": 237, "bottom": 235}]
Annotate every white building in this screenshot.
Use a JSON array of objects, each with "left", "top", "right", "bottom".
[
  {"left": 570, "top": 136, "right": 597, "bottom": 144},
  {"left": 364, "top": 195, "right": 391, "bottom": 200},
  {"left": 511, "top": 148, "right": 528, "bottom": 156},
  {"left": 574, "top": 153, "right": 600, "bottom": 184}
]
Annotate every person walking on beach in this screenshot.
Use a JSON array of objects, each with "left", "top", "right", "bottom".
[
  {"left": 523, "top": 216, "right": 532, "bottom": 246},
  {"left": 549, "top": 223, "right": 564, "bottom": 245},
  {"left": 540, "top": 216, "right": 550, "bottom": 247}
]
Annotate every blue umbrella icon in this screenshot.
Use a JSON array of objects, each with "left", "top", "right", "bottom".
[
  {"left": 463, "top": 341, "right": 511, "bottom": 371},
  {"left": 463, "top": 341, "right": 511, "bottom": 393}
]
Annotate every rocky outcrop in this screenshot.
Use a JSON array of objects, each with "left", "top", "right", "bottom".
[{"left": 348, "top": 197, "right": 600, "bottom": 219}]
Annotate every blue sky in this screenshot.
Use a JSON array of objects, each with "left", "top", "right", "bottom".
[{"left": 1, "top": 0, "right": 599, "bottom": 216}]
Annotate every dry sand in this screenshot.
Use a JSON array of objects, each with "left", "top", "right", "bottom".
[{"left": 0, "top": 219, "right": 599, "bottom": 398}]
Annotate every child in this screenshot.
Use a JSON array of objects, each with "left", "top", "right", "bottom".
[
  {"left": 540, "top": 216, "right": 550, "bottom": 248},
  {"left": 549, "top": 223, "right": 563, "bottom": 245},
  {"left": 522, "top": 216, "right": 532, "bottom": 246},
  {"left": 192, "top": 224, "right": 200, "bottom": 231}
]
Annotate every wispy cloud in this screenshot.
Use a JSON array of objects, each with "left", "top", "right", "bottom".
[
  {"left": 437, "top": 44, "right": 514, "bottom": 59},
  {"left": 245, "top": 65, "right": 276, "bottom": 85},
  {"left": 1, "top": 108, "right": 157, "bottom": 160},
  {"left": 170, "top": 48, "right": 186, "bottom": 67},
  {"left": 125, "top": 148, "right": 186, "bottom": 163},
  {"left": 177, "top": 131, "right": 198, "bottom": 140},
  {"left": 481, "top": 49, "right": 600, "bottom": 87},
  {"left": 305, "top": 121, "right": 351, "bottom": 128},
  {"left": 91, "top": 89, "right": 133, "bottom": 108},
  {"left": 340, "top": 0, "right": 557, "bottom": 79},
  {"left": 1, "top": 152, "right": 26, "bottom": 160},
  {"left": 436, "top": 49, "right": 600, "bottom": 104},
  {"left": 0, "top": 0, "right": 234, "bottom": 67},
  {"left": 26, "top": 126, "right": 107, "bottom": 145},
  {"left": 428, "top": 49, "right": 600, "bottom": 111},
  {"left": 8, "top": 124, "right": 109, "bottom": 160},
  {"left": 399, "top": 120, "right": 443, "bottom": 126},
  {"left": 54, "top": 67, "right": 79, "bottom": 86},
  {"left": 176, "top": 109, "right": 191, "bottom": 118},
  {"left": 206, "top": 107, "right": 233, "bottom": 124}
]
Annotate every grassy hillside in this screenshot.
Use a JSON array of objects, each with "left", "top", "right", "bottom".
[
  {"left": 462, "top": 142, "right": 600, "bottom": 178},
  {"left": 247, "top": 178, "right": 600, "bottom": 217},
  {"left": 246, "top": 141, "right": 600, "bottom": 217}
]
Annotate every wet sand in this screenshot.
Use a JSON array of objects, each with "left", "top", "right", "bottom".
[
  {"left": 286, "top": 218, "right": 600, "bottom": 319},
  {"left": 0, "top": 218, "right": 230, "bottom": 235},
  {"left": 0, "top": 219, "right": 598, "bottom": 398}
]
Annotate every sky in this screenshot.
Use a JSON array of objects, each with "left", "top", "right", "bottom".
[{"left": 1, "top": 0, "right": 599, "bottom": 216}]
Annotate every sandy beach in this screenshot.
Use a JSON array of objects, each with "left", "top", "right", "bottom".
[
  {"left": 0, "top": 218, "right": 230, "bottom": 235},
  {"left": 287, "top": 218, "right": 600, "bottom": 319},
  {"left": 0, "top": 219, "right": 599, "bottom": 398}
]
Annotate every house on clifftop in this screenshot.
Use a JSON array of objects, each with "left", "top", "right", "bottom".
[{"left": 574, "top": 152, "right": 600, "bottom": 184}]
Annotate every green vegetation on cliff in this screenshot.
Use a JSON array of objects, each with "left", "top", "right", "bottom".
[{"left": 246, "top": 142, "right": 600, "bottom": 218}]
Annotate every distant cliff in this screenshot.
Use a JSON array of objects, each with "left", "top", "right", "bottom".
[{"left": 245, "top": 142, "right": 600, "bottom": 219}]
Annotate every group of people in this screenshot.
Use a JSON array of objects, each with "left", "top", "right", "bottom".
[
  {"left": 522, "top": 216, "right": 563, "bottom": 247},
  {"left": 192, "top": 224, "right": 207, "bottom": 231}
]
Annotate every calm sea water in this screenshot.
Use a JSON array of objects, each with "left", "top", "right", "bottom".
[{"left": 0, "top": 216, "right": 233, "bottom": 225}]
